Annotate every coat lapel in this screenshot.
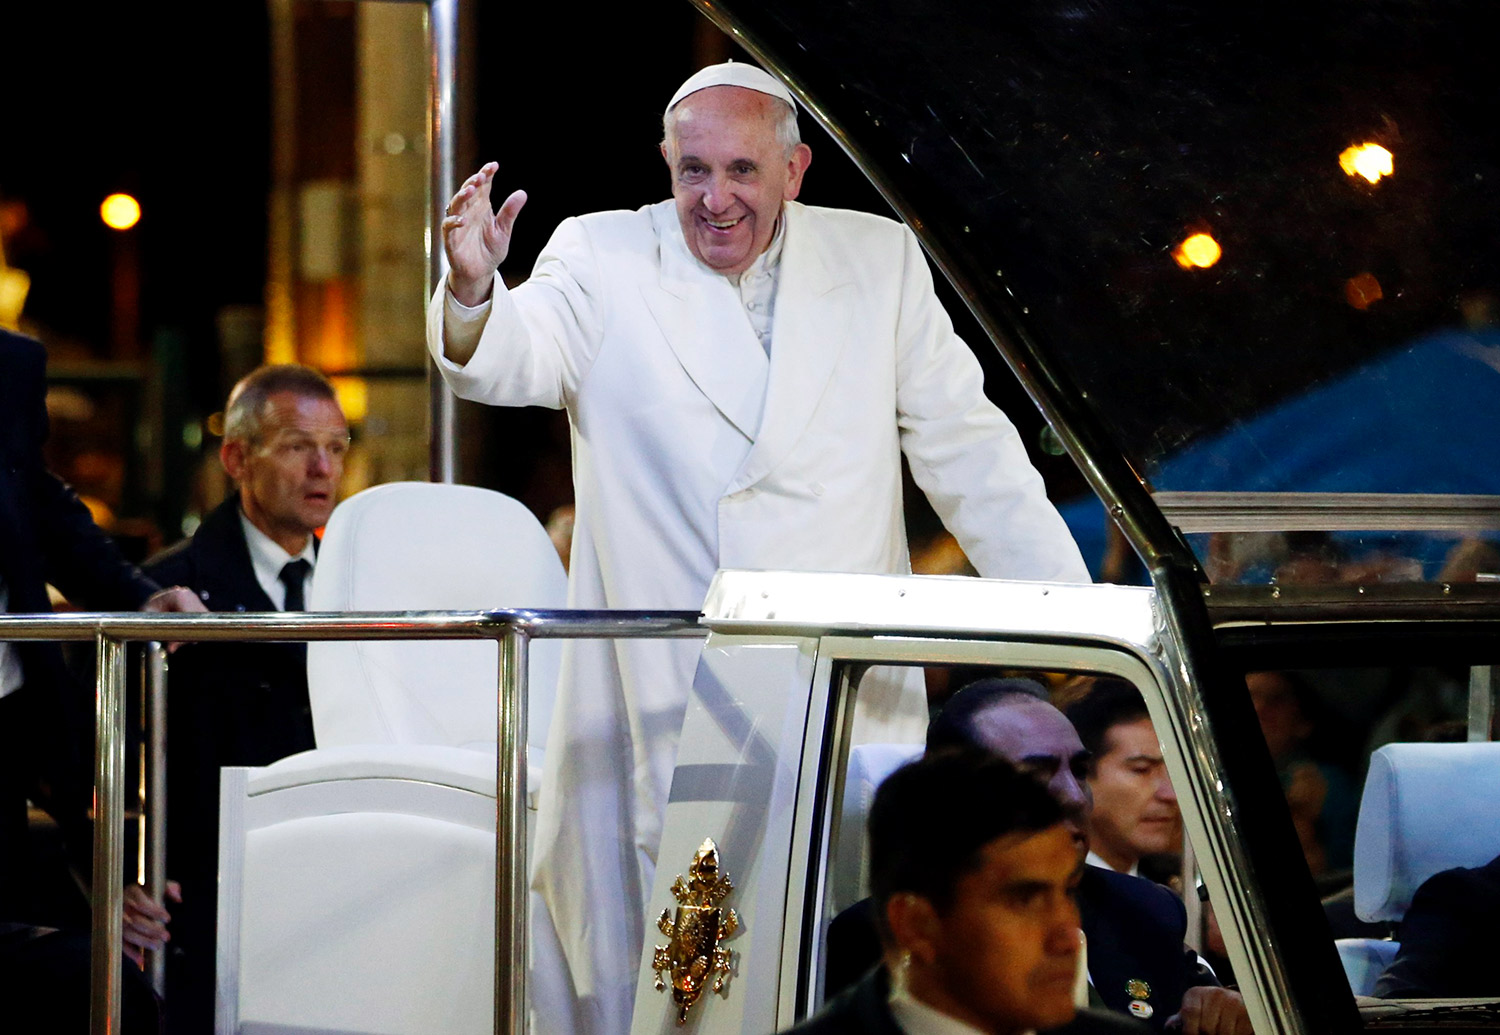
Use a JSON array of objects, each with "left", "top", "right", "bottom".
[
  {"left": 641, "top": 203, "right": 768, "bottom": 441},
  {"left": 197, "top": 497, "right": 279, "bottom": 612},
  {"left": 728, "top": 202, "right": 853, "bottom": 493}
]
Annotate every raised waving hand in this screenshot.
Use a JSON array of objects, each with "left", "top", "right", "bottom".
[{"left": 442, "top": 162, "right": 527, "bottom": 308}]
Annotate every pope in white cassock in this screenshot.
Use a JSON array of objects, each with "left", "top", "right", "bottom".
[{"left": 428, "top": 61, "right": 1091, "bottom": 1035}]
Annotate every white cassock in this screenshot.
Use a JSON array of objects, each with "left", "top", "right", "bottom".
[{"left": 427, "top": 199, "right": 1089, "bottom": 1035}]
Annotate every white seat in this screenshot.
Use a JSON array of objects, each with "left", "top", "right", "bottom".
[
  {"left": 307, "top": 481, "right": 567, "bottom": 791},
  {"left": 1339, "top": 740, "right": 1500, "bottom": 995},
  {"left": 1335, "top": 938, "right": 1400, "bottom": 998},
  {"left": 830, "top": 742, "right": 923, "bottom": 914},
  {"left": 215, "top": 745, "right": 497, "bottom": 1035}
]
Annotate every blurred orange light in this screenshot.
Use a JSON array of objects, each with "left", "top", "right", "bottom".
[
  {"left": 1344, "top": 272, "right": 1384, "bottom": 310},
  {"left": 1172, "top": 233, "right": 1221, "bottom": 269},
  {"left": 329, "top": 376, "right": 368, "bottom": 423},
  {"left": 1339, "top": 143, "right": 1393, "bottom": 184},
  {"left": 100, "top": 194, "right": 141, "bottom": 231}
]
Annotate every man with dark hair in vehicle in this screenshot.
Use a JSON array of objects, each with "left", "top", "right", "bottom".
[
  {"left": 828, "top": 678, "right": 1252, "bottom": 1035},
  {"left": 786, "top": 749, "right": 1140, "bottom": 1035},
  {"left": 1063, "top": 679, "right": 1182, "bottom": 879}
]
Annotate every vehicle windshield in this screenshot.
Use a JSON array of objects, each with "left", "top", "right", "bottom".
[{"left": 710, "top": 0, "right": 1500, "bottom": 583}]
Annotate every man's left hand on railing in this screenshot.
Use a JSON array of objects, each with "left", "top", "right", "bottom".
[
  {"left": 142, "top": 586, "right": 206, "bottom": 652},
  {"left": 122, "top": 880, "right": 181, "bottom": 968},
  {"left": 142, "top": 586, "right": 207, "bottom": 614}
]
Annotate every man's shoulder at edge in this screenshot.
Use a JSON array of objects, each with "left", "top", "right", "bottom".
[
  {"left": 781, "top": 965, "right": 1148, "bottom": 1035},
  {"left": 142, "top": 495, "right": 246, "bottom": 590},
  {"left": 1082, "top": 863, "right": 1188, "bottom": 932}
]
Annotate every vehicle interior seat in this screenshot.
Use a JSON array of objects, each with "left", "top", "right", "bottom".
[
  {"left": 831, "top": 741, "right": 923, "bottom": 914},
  {"left": 306, "top": 480, "right": 567, "bottom": 800},
  {"left": 214, "top": 745, "right": 496, "bottom": 1035},
  {"left": 1338, "top": 740, "right": 1500, "bottom": 996}
]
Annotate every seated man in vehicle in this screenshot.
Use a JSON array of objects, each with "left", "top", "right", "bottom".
[
  {"left": 786, "top": 749, "right": 1140, "bottom": 1035},
  {"left": 1374, "top": 850, "right": 1500, "bottom": 999},
  {"left": 1063, "top": 679, "right": 1183, "bottom": 881},
  {"left": 827, "top": 678, "right": 1251, "bottom": 1035}
]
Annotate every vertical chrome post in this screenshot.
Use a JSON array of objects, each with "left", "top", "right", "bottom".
[
  {"left": 1181, "top": 826, "right": 1203, "bottom": 953},
  {"left": 146, "top": 642, "right": 169, "bottom": 995},
  {"left": 91, "top": 632, "right": 127, "bottom": 1035},
  {"left": 1468, "top": 665, "right": 1495, "bottom": 742},
  {"left": 495, "top": 624, "right": 529, "bottom": 1035},
  {"left": 427, "top": 0, "right": 459, "bottom": 483}
]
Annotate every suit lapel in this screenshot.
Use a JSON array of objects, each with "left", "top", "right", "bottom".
[
  {"left": 641, "top": 203, "right": 768, "bottom": 441},
  {"left": 197, "top": 498, "right": 278, "bottom": 612},
  {"left": 728, "top": 202, "right": 853, "bottom": 493}
]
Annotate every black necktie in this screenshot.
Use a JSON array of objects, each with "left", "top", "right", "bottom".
[{"left": 279, "top": 559, "right": 311, "bottom": 612}]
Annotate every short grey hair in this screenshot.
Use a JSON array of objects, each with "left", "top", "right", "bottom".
[
  {"left": 223, "top": 364, "right": 339, "bottom": 444},
  {"left": 661, "top": 94, "right": 801, "bottom": 160}
]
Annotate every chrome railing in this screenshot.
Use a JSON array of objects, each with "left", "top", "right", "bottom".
[{"left": 0, "top": 608, "right": 704, "bottom": 1035}]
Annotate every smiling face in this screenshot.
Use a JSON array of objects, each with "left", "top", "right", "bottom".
[
  {"left": 893, "top": 825, "right": 1083, "bottom": 1035},
  {"left": 221, "top": 390, "right": 348, "bottom": 554},
  {"left": 661, "top": 85, "right": 811, "bottom": 275},
  {"left": 1087, "top": 717, "right": 1181, "bottom": 872}
]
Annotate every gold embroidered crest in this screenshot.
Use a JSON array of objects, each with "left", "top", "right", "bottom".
[{"left": 652, "top": 838, "right": 740, "bottom": 1024}]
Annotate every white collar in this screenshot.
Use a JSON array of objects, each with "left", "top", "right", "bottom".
[
  {"left": 1086, "top": 850, "right": 1139, "bottom": 878},
  {"left": 239, "top": 508, "right": 315, "bottom": 609},
  {"left": 725, "top": 209, "right": 787, "bottom": 286},
  {"left": 888, "top": 963, "right": 1031, "bottom": 1035}
]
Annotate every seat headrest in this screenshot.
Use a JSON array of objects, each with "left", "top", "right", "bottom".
[
  {"left": 830, "top": 742, "right": 924, "bottom": 912},
  {"left": 1353, "top": 741, "right": 1500, "bottom": 922}
]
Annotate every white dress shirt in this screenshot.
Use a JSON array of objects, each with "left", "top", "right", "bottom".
[
  {"left": 725, "top": 216, "right": 785, "bottom": 355},
  {"left": 239, "top": 511, "right": 316, "bottom": 610},
  {"left": 1086, "top": 850, "right": 1140, "bottom": 878},
  {"left": 888, "top": 964, "right": 1036, "bottom": 1035}
]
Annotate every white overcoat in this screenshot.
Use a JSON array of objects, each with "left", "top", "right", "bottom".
[{"left": 427, "top": 199, "right": 1089, "bottom": 1035}]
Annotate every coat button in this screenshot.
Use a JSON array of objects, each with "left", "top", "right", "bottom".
[{"left": 811, "top": 482, "right": 825, "bottom": 497}]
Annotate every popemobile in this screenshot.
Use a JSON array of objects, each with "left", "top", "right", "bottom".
[{"left": 7, "top": 2, "right": 1500, "bottom": 1035}]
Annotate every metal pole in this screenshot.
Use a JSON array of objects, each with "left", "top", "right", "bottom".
[
  {"left": 1468, "top": 665, "right": 1495, "bottom": 742},
  {"left": 146, "top": 642, "right": 169, "bottom": 995},
  {"left": 427, "top": 0, "right": 459, "bottom": 484},
  {"left": 91, "top": 633, "right": 127, "bottom": 1035},
  {"left": 1181, "top": 826, "right": 1203, "bottom": 954},
  {"left": 495, "top": 625, "right": 529, "bottom": 1035}
]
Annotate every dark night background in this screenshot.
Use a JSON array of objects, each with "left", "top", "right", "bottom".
[
  {"left": 7, "top": 1, "right": 1495, "bottom": 548},
  {"left": 1, "top": 0, "right": 1078, "bottom": 545}
]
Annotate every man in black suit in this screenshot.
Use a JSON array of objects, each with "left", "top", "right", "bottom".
[
  {"left": 1374, "top": 851, "right": 1500, "bottom": 998},
  {"left": 1063, "top": 680, "right": 1182, "bottom": 881},
  {"left": 143, "top": 363, "right": 347, "bottom": 1033},
  {"left": 785, "top": 749, "right": 1144, "bottom": 1035},
  {"left": 0, "top": 328, "right": 204, "bottom": 1031},
  {"left": 827, "top": 679, "right": 1252, "bottom": 1035}
]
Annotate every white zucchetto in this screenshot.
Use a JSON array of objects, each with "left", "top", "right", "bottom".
[{"left": 665, "top": 60, "right": 797, "bottom": 115}]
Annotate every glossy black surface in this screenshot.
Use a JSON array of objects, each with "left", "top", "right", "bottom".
[{"left": 699, "top": 1, "right": 1500, "bottom": 498}]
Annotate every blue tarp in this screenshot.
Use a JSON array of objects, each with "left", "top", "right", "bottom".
[{"left": 1061, "top": 326, "right": 1500, "bottom": 581}]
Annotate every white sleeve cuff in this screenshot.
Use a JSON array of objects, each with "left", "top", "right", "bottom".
[{"left": 442, "top": 281, "right": 495, "bottom": 363}]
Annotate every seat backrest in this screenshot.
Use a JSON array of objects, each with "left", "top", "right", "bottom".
[
  {"left": 1353, "top": 740, "right": 1500, "bottom": 923},
  {"left": 1334, "top": 937, "right": 1401, "bottom": 998},
  {"left": 829, "top": 742, "right": 924, "bottom": 913},
  {"left": 216, "top": 745, "right": 497, "bottom": 1035},
  {"left": 307, "top": 482, "right": 567, "bottom": 753}
]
